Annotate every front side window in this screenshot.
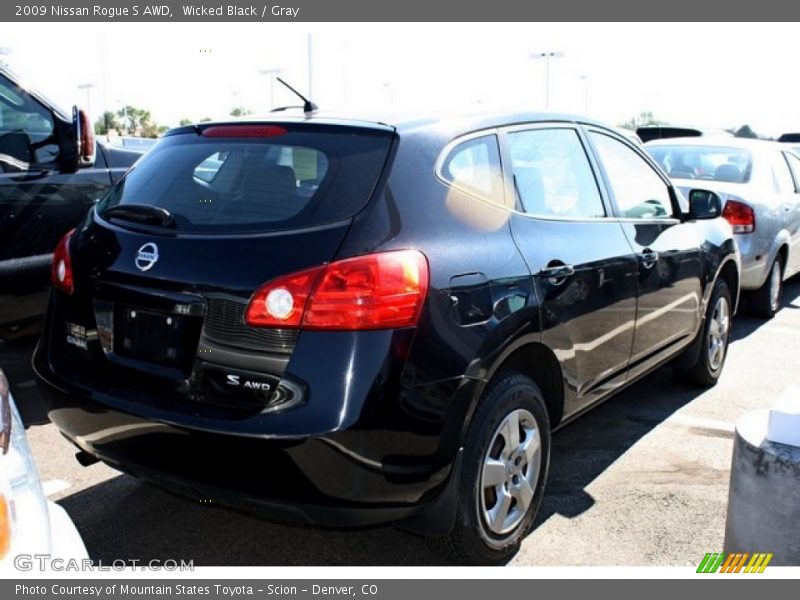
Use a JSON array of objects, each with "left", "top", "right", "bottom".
[
  {"left": 0, "top": 74, "right": 57, "bottom": 168},
  {"left": 440, "top": 135, "right": 504, "bottom": 204},
  {"left": 590, "top": 132, "right": 673, "bottom": 219},
  {"left": 507, "top": 128, "right": 605, "bottom": 218}
]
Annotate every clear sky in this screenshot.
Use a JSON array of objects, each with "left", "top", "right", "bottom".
[{"left": 1, "top": 22, "right": 798, "bottom": 137}]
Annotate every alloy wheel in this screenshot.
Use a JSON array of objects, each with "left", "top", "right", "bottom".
[
  {"left": 479, "top": 408, "right": 542, "bottom": 538},
  {"left": 707, "top": 295, "right": 730, "bottom": 372}
]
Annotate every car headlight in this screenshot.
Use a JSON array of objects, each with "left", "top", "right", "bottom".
[{"left": 0, "top": 369, "right": 51, "bottom": 565}]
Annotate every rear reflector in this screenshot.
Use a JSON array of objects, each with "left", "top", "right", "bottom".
[
  {"left": 722, "top": 199, "right": 756, "bottom": 234},
  {"left": 245, "top": 250, "right": 429, "bottom": 330},
  {"left": 51, "top": 229, "right": 76, "bottom": 295},
  {"left": 201, "top": 125, "right": 288, "bottom": 138}
]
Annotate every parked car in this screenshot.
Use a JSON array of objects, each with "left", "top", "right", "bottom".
[
  {"left": 636, "top": 125, "right": 733, "bottom": 144},
  {"left": 34, "top": 112, "right": 739, "bottom": 564},
  {"left": 0, "top": 66, "right": 141, "bottom": 338},
  {"left": 0, "top": 369, "right": 87, "bottom": 567},
  {"left": 778, "top": 133, "right": 800, "bottom": 157},
  {"left": 646, "top": 137, "right": 800, "bottom": 318}
]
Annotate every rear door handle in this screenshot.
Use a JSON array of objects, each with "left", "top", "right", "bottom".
[
  {"left": 638, "top": 249, "right": 659, "bottom": 268},
  {"left": 539, "top": 264, "right": 575, "bottom": 281}
]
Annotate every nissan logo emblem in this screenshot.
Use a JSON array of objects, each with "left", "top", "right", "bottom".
[{"left": 135, "top": 243, "right": 159, "bottom": 271}]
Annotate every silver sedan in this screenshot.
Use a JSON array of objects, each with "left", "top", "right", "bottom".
[{"left": 646, "top": 137, "right": 800, "bottom": 318}]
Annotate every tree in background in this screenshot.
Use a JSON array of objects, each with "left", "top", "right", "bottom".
[
  {"left": 619, "top": 111, "right": 666, "bottom": 130},
  {"left": 734, "top": 125, "right": 758, "bottom": 139},
  {"left": 179, "top": 118, "right": 193, "bottom": 126},
  {"left": 230, "top": 107, "right": 253, "bottom": 117},
  {"left": 94, "top": 111, "right": 119, "bottom": 135},
  {"left": 116, "top": 106, "right": 152, "bottom": 136}
]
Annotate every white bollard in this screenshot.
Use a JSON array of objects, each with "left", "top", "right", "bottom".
[{"left": 724, "top": 394, "right": 800, "bottom": 565}]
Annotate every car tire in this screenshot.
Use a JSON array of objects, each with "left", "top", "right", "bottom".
[
  {"left": 674, "top": 279, "right": 732, "bottom": 387},
  {"left": 428, "top": 372, "right": 550, "bottom": 565},
  {"left": 750, "top": 257, "right": 783, "bottom": 319}
]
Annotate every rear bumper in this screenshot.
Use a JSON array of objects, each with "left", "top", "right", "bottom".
[{"left": 33, "top": 332, "right": 462, "bottom": 527}]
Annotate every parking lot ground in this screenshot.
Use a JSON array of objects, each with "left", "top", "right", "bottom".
[{"left": 3, "top": 278, "right": 799, "bottom": 566}]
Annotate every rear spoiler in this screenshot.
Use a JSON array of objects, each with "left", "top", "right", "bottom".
[{"left": 636, "top": 126, "right": 703, "bottom": 144}]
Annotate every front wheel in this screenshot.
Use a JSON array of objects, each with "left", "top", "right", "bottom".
[
  {"left": 674, "top": 279, "right": 732, "bottom": 387},
  {"left": 750, "top": 257, "right": 783, "bottom": 319},
  {"left": 428, "top": 373, "right": 551, "bottom": 565}
]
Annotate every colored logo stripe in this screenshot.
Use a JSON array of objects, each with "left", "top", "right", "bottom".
[{"left": 697, "top": 552, "right": 773, "bottom": 573}]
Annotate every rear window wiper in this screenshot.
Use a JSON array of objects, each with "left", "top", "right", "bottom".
[{"left": 100, "top": 204, "right": 175, "bottom": 228}]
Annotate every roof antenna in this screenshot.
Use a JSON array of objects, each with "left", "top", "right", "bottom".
[{"left": 272, "top": 77, "right": 318, "bottom": 115}]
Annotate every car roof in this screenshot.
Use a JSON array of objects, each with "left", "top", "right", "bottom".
[
  {"left": 644, "top": 136, "right": 784, "bottom": 151},
  {"left": 167, "top": 109, "right": 615, "bottom": 140}
]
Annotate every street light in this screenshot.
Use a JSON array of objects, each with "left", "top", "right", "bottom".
[
  {"left": 529, "top": 51, "right": 564, "bottom": 109},
  {"left": 258, "top": 68, "right": 282, "bottom": 110},
  {"left": 579, "top": 74, "right": 590, "bottom": 115},
  {"left": 77, "top": 83, "right": 96, "bottom": 115}
]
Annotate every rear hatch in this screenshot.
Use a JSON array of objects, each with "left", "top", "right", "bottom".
[{"left": 55, "top": 121, "right": 395, "bottom": 414}]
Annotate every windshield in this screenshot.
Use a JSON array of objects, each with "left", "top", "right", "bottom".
[
  {"left": 646, "top": 145, "right": 753, "bottom": 184},
  {"left": 96, "top": 126, "right": 394, "bottom": 234}
]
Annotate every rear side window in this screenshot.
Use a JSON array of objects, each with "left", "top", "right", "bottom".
[
  {"left": 590, "top": 132, "right": 673, "bottom": 219},
  {"left": 96, "top": 126, "right": 393, "bottom": 233},
  {"left": 784, "top": 152, "right": 800, "bottom": 192},
  {"left": 769, "top": 151, "right": 795, "bottom": 194},
  {"left": 507, "top": 128, "right": 605, "bottom": 218},
  {"left": 440, "top": 135, "right": 504, "bottom": 204}
]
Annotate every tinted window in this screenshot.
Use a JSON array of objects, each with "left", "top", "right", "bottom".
[
  {"left": 591, "top": 132, "right": 673, "bottom": 219},
  {"left": 0, "top": 74, "right": 57, "bottom": 168},
  {"left": 96, "top": 127, "right": 393, "bottom": 234},
  {"left": 440, "top": 135, "right": 503, "bottom": 204},
  {"left": 769, "top": 152, "right": 795, "bottom": 194},
  {"left": 646, "top": 145, "right": 752, "bottom": 183},
  {"left": 507, "top": 128, "right": 604, "bottom": 218}
]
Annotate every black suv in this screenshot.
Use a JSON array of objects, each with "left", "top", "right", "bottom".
[
  {"left": 0, "top": 66, "right": 141, "bottom": 336},
  {"left": 34, "top": 113, "right": 739, "bottom": 564}
]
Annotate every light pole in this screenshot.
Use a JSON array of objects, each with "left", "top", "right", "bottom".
[
  {"left": 258, "top": 68, "right": 281, "bottom": 110},
  {"left": 529, "top": 51, "right": 564, "bottom": 109},
  {"left": 579, "top": 74, "right": 590, "bottom": 115},
  {"left": 77, "top": 83, "right": 96, "bottom": 115}
]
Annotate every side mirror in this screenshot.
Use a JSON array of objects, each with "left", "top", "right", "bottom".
[
  {"left": 687, "top": 189, "right": 722, "bottom": 220},
  {"left": 72, "top": 106, "right": 95, "bottom": 168}
]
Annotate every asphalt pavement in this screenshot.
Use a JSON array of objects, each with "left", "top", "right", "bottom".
[{"left": 4, "top": 278, "right": 799, "bottom": 566}]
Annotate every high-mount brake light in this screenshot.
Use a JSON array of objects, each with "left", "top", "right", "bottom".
[{"left": 201, "top": 125, "right": 288, "bottom": 138}]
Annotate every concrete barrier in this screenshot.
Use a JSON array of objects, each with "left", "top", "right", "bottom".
[{"left": 724, "top": 408, "right": 800, "bottom": 565}]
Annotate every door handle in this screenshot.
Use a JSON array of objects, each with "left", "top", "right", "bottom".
[
  {"left": 638, "top": 249, "right": 659, "bottom": 269},
  {"left": 539, "top": 263, "right": 575, "bottom": 282}
]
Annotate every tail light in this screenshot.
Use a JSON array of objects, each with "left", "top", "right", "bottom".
[
  {"left": 245, "top": 250, "right": 429, "bottom": 330},
  {"left": 722, "top": 200, "right": 756, "bottom": 234},
  {"left": 51, "top": 229, "right": 76, "bottom": 295}
]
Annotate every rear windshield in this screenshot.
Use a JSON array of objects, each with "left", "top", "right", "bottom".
[
  {"left": 95, "top": 126, "right": 394, "bottom": 233},
  {"left": 646, "top": 145, "right": 752, "bottom": 184}
]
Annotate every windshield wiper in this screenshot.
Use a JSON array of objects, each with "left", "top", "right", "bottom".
[{"left": 100, "top": 204, "right": 175, "bottom": 228}]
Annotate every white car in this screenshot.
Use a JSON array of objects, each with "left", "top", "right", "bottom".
[
  {"left": 646, "top": 137, "right": 800, "bottom": 318},
  {"left": 0, "top": 369, "right": 87, "bottom": 569}
]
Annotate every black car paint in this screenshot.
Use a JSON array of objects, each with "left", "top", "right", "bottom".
[
  {"left": 0, "top": 67, "right": 141, "bottom": 332},
  {"left": 33, "top": 113, "right": 739, "bottom": 529}
]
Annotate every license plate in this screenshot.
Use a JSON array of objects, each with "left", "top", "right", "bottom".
[{"left": 113, "top": 305, "right": 189, "bottom": 367}]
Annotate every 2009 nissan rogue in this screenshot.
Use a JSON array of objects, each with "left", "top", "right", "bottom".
[{"left": 34, "top": 112, "right": 740, "bottom": 564}]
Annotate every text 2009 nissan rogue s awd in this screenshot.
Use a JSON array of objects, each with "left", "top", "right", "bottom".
[{"left": 34, "top": 113, "right": 740, "bottom": 564}]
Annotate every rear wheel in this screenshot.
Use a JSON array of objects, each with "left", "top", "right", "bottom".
[
  {"left": 674, "top": 279, "right": 732, "bottom": 387},
  {"left": 428, "top": 373, "right": 550, "bottom": 565},
  {"left": 750, "top": 257, "right": 783, "bottom": 319}
]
